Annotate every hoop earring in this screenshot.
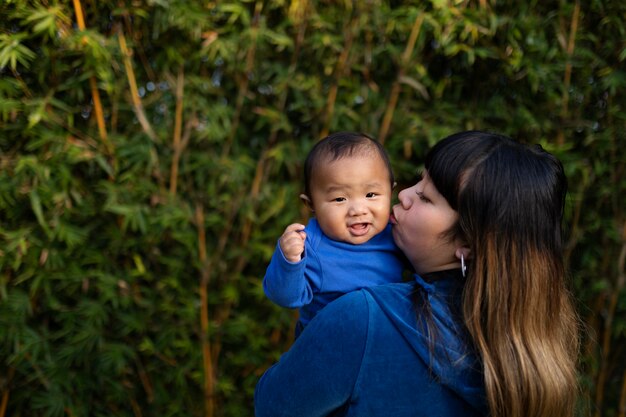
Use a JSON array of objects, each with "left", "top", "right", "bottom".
[{"left": 461, "top": 254, "right": 467, "bottom": 278}]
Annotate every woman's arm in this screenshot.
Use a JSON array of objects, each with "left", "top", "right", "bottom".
[{"left": 254, "top": 291, "right": 369, "bottom": 417}]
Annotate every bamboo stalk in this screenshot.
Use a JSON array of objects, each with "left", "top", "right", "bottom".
[
  {"left": 221, "top": 0, "right": 263, "bottom": 159},
  {"left": 201, "top": 4, "right": 269, "bottom": 371},
  {"left": 0, "top": 390, "right": 7, "bottom": 417},
  {"left": 10, "top": 68, "right": 32, "bottom": 98},
  {"left": 130, "top": 399, "right": 142, "bottom": 417},
  {"left": 135, "top": 357, "right": 154, "bottom": 403},
  {"left": 72, "top": 0, "right": 110, "bottom": 148},
  {"left": 362, "top": 26, "right": 379, "bottom": 94},
  {"left": 117, "top": 26, "right": 164, "bottom": 188},
  {"left": 206, "top": 0, "right": 310, "bottom": 393},
  {"left": 89, "top": 77, "right": 108, "bottom": 144},
  {"left": 25, "top": 352, "right": 50, "bottom": 389},
  {"left": 562, "top": 0, "right": 580, "bottom": 107},
  {"left": 118, "top": 28, "right": 158, "bottom": 142},
  {"left": 247, "top": 5, "right": 309, "bottom": 216},
  {"left": 321, "top": 15, "right": 358, "bottom": 138},
  {"left": 218, "top": 3, "right": 311, "bottom": 354},
  {"left": 618, "top": 367, "right": 626, "bottom": 417},
  {"left": 557, "top": 0, "right": 580, "bottom": 145},
  {"left": 71, "top": 0, "right": 85, "bottom": 28},
  {"left": 249, "top": 0, "right": 310, "bottom": 191},
  {"left": 0, "top": 367, "right": 14, "bottom": 417},
  {"left": 47, "top": 111, "right": 99, "bottom": 149},
  {"left": 209, "top": 225, "right": 238, "bottom": 363},
  {"left": 208, "top": 152, "right": 280, "bottom": 365},
  {"left": 122, "top": 12, "right": 157, "bottom": 83},
  {"left": 564, "top": 165, "right": 589, "bottom": 266},
  {"left": 593, "top": 240, "right": 626, "bottom": 417},
  {"left": 378, "top": 14, "right": 424, "bottom": 145},
  {"left": 169, "top": 66, "right": 185, "bottom": 195},
  {"left": 196, "top": 203, "right": 215, "bottom": 417},
  {"left": 267, "top": 0, "right": 309, "bottom": 146},
  {"left": 582, "top": 293, "right": 602, "bottom": 405},
  {"left": 207, "top": 193, "right": 245, "bottom": 367}
]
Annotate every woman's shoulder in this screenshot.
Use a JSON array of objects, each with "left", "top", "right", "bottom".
[
  {"left": 306, "top": 283, "right": 416, "bottom": 339},
  {"left": 330, "top": 282, "right": 416, "bottom": 313},
  {"left": 309, "top": 282, "right": 417, "bottom": 342},
  {"left": 330, "top": 283, "right": 486, "bottom": 416}
]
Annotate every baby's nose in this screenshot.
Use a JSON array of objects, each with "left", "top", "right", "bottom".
[{"left": 348, "top": 200, "right": 368, "bottom": 216}]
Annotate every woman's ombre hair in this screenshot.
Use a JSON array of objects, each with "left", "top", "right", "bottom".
[{"left": 425, "top": 131, "right": 579, "bottom": 417}]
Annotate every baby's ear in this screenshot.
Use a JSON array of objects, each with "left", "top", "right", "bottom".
[{"left": 299, "top": 194, "right": 315, "bottom": 212}]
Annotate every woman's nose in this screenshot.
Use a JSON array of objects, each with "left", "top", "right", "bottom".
[{"left": 397, "top": 187, "right": 412, "bottom": 209}]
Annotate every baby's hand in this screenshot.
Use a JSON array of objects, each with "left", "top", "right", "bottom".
[{"left": 279, "top": 223, "right": 306, "bottom": 263}]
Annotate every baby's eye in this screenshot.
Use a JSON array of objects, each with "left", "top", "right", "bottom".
[
  {"left": 333, "top": 197, "right": 346, "bottom": 202},
  {"left": 366, "top": 192, "right": 377, "bottom": 198}
]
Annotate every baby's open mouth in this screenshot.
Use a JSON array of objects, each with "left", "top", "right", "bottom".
[{"left": 349, "top": 223, "right": 370, "bottom": 236}]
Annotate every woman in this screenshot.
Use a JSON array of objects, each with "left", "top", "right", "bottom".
[{"left": 255, "top": 131, "right": 579, "bottom": 417}]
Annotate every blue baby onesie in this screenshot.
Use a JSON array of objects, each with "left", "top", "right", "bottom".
[{"left": 263, "top": 218, "right": 406, "bottom": 332}]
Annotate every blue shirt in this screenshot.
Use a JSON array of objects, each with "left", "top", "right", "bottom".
[
  {"left": 263, "top": 218, "right": 406, "bottom": 329},
  {"left": 255, "top": 270, "right": 487, "bottom": 417}
]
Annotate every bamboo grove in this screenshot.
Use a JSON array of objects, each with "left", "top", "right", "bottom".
[{"left": 0, "top": 1, "right": 625, "bottom": 416}]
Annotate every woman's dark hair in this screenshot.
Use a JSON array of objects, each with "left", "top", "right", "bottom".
[
  {"left": 303, "top": 132, "right": 394, "bottom": 198},
  {"left": 424, "top": 131, "right": 579, "bottom": 417}
]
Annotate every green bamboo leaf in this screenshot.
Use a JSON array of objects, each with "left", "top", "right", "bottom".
[
  {"left": 218, "top": 3, "right": 250, "bottom": 26},
  {"left": 0, "top": 98, "right": 22, "bottom": 120},
  {"left": 31, "top": 388, "right": 66, "bottom": 417},
  {"left": 29, "top": 190, "right": 51, "bottom": 236},
  {"left": 23, "top": 6, "right": 69, "bottom": 38},
  {"left": 262, "top": 29, "right": 294, "bottom": 49},
  {"left": 94, "top": 155, "right": 114, "bottom": 177},
  {"left": 0, "top": 34, "right": 36, "bottom": 70},
  {"left": 54, "top": 221, "right": 88, "bottom": 248},
  {"left": 399, "top": 75, "right": 430, "bottom": 99}
]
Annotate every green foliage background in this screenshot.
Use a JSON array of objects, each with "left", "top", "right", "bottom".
[{"left": 0, "top": 1, "right": 624, "bottom": 416}]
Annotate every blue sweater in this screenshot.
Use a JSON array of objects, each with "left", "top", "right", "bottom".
[
  {"left": 255, "top": 271, "right": 487, "bottom": 417},
  {"left": 263, "top": 219, "right": 405, "bottom": 330}
]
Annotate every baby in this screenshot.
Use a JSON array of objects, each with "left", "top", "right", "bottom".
[{"left": 263, "top": 132, "right": 406, "bottom": 337}]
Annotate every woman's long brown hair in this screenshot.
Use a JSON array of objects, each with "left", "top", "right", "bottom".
[{"left": 426, "top": 131, "right": 580, "bottom": 417}]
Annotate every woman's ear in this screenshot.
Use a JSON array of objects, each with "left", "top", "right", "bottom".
[
  {"left": 300, "top": 194, "right": 315, "bottom": 212},
  {"left": 455, "top": 247, "right": 472, "bottom": 260}
]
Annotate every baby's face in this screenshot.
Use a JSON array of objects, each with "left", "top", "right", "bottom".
[{"left": 308, "top": 154, "right": 392, "bottom": 244}]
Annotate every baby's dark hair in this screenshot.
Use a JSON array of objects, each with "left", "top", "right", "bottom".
[{"left": 303, "top": 132, "right": 394, "bottom": 197}]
